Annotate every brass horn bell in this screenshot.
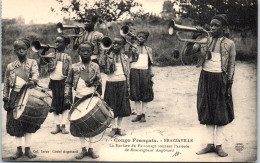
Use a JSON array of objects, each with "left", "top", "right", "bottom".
[
  {"left": 100, "top": 36, "right": 113, "bottom": 50},
  {"left": 120, "top": 25, "right": 140, "bottom": 41},
  {"left": 31, "top": 41, "right": 55, "bottom": 53}
]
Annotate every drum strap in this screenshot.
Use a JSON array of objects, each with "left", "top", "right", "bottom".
[{"left": 120, "top": 55, "right": 127, "bottom": 79}]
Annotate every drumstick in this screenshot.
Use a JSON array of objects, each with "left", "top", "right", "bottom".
[
  {"left": 86, "top": 85, "right": 98, "bottom": 111},
  {"left": 19, "top": 87, "right": 28, "bottom": 110},
  {"left": 68, "top": 100, "right": 81, "bottom": 112},
  {"left": 14, "top": 104, "right": 24, "bottom": 108}
]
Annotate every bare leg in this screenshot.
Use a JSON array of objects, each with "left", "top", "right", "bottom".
[
  {"left": 16, "top": 136, "right": 22, "bottom": 147},
  {"left": 215, "top": 125, "right": 228, "bottom": 157},
  {"left": 61, "top": 110, "right": 69, "bottom": 124},
  {"left": 136, "top": 101, "right": 142, "bottom": 115},
  {"left": 206, "top": 125, "right": 215, "bottom": 144},
  {"left": 141, "top": 102, "right": 147, "bottom": 114},
  {"left": 196, "top": 125, "right": 215, "bottom": 155},
  {"left": 24, "top": 133, "right": 32, "bottom": 147},
  {"left": 10, "top": 137, "right": 23, "bottom": 160},
  {"left": 88, "top": 138, "right": 99, "bottom": 159},
  {"left": 24, "top": 133, "right": 36, "bottom": 159},
  {"left": 108, "top": 118, "right": 117, "bottom": 137},
  {"left": 51, "top": 113, "right": 61, "bottom": 134},
  {"left": 140, "top": 102, "right": 147, "bottom": 122},
  {"left": 61, "top": 110, "right": 69, "bottom": 134},
  {"left": 75, "top": 137, "right": 87, "bottom": 159},
  {"left": 130, "top": 100, "right": 137, "bottom": 114},
  {"left": 132, "top": 101, "right": 142, "bottom": 122},
  {"left": 117, "top": 116, "right": 126, "bottom": 136}
]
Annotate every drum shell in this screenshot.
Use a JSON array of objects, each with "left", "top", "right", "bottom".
[
  {"left": 70, "top": 97, "right": 113, "bottom": 138},
  {"left": 13, "top": 88, "right": 51, "bottom": 127}
]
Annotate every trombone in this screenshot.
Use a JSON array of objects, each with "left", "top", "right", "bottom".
[{"left": 168, "top": 19, "right": 211, "bottom": 45}]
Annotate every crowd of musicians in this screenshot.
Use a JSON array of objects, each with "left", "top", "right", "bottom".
[{"left": 3, "top": 10, "right": 236, "bottom": 160}]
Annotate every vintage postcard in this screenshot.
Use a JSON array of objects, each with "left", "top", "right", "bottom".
[{"left": 1, "top": 0, "right": 257, "bottom": 162}]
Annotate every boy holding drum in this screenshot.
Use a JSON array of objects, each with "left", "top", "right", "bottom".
[
  {"left": 65, "top": 41, "right": 102, "bottom": 159},
  {"left": 3, "top": 38, "right": 39, "bottom": 160}
]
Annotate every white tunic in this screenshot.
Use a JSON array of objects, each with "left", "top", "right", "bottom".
[
  {"left": 203, "top": 52, "right": 222, "bottom": 73},
  {"left": 50, "top": 61, "right": 66, "bottom": 80},
  {"left": 75, "top": 77, "right": 95, "bottom": 98},
  {"left": 131, "top": 53, "right": 149, "bottom": 70},
  {"left": 13, "top": 76, "right": 26, "bottom": 92},
  {"left": 202, "top": 37, "right": 223, "bottom": 73},
  {"left": 107, "top": 62, "right": 126, "bottom": 82}
]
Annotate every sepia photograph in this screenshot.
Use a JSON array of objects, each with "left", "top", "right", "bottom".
[{"left": 1, "top": 0, "right": 257, "bottom": 162}]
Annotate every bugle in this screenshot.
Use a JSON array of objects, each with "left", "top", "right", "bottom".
[
  {"left": 168, "top": 20, "right": 210, "bottom": 45},
  {"left": 57, "top": 22, "right": 85, "bottom": 34},
  {"left": 31, "top": 41, "right": 55, "bottom": 53},
  {"left": 120, "top": 25, "right": 140, "bottom": 42},
  {"left": 120, "top": 25, "right": 138, "bottom": 49}
]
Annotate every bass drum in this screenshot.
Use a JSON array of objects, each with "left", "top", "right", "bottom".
[
  {"left": 13, "top": 87, "right": 52, "bottom": 127},
  {"left": 69, "top": 95, "right": 113, "bottom": 138}
]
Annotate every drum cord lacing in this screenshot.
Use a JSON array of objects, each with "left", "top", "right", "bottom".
[
  {"left": 75, "top": 124, "right": 107, "bottom": 143},
  {"left": 72, "top": 102, "right": 112, "bottom": 143}
]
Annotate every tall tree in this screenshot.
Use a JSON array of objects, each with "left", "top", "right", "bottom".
[
  {"left": 180, "top": 0, "right": 257, "bottom": 30},
  {"left": 161, "top": 0, "right": 176, "bottom": 19}
]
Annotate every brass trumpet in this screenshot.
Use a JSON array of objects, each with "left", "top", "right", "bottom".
[
  {"left": 56, "top": 22, "right": 85, "bottom": 34},
  {"left": 168, "top": 20, "right": 210, "bottom": 45},
  {"left": 66, "top": 34, "right": 84, "bottom": 38},
  {"left": 120, "top": 26, "right": 141, "bottom": 41},
  {"left": 31, "top": 41, "right": 56, "bottom": 53},
  {"left": 120, "top": 25, "right": 138, "bottom": 49}
]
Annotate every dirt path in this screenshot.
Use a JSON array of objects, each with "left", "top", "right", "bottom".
[{"left": 2, "top": 62, "right": 257, "bottom": 162}]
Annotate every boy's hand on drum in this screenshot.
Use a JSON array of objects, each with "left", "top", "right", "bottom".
[
  {"left": 131, "top": 46, "right": 138, "bottom": 54},
  {"left": 3, "top": 97, "right": 9, "bottom": 102},
  {"left": 64, "top": 96, "right": 71, "bottom": 106},
  {"left": 26, "top": 81, "right": 36, "bottom": 88}
]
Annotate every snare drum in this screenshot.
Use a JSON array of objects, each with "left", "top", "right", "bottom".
[
  {"left": 69, "top": 95, "right": 113, "bottom": 138},
  {"left": 13, "top": 87, "right": 52, "bottom": 127}
]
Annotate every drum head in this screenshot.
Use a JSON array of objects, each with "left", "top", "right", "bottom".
[
  {"left": 70, "top": 96, "right": 100, "bottom": 121},
  {"left": 13, "top": 88, "right": 31, "bottom": 120}
]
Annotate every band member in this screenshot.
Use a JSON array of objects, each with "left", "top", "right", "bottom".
[
  {"left": 65, "top": 41, "right": 102, "bottom": 159},
  {"left": 104, "top": 36, "right": 131, "bottom": 137},
  {"left": 41, "top": 35, "right": 72, "bottom": 134},
  {"left": 186, "top": 14, "right": 236, "bottom": 157},
  {"left": 130, "top": 31, "right": 154, "bottom": 123},
  {"left": 78, "top": 10, "right": 105, "bottom": 69},
  {"left": 3, "top": 38, "right": 39, "bottom": 160}
]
